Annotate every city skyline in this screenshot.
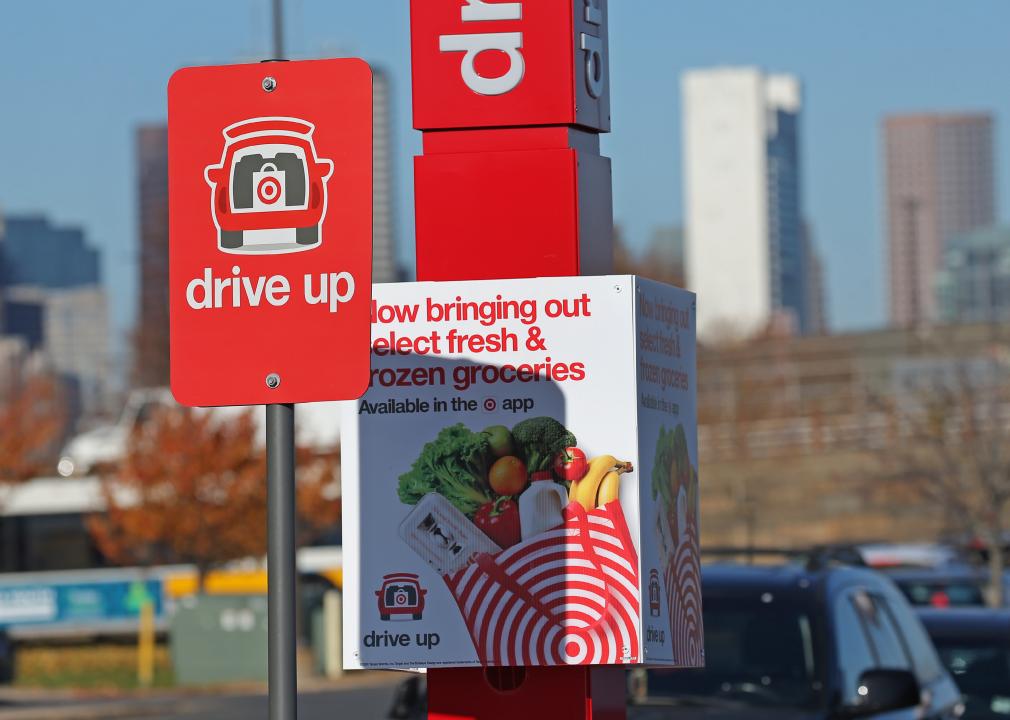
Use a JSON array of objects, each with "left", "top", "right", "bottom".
[
  {"left": 2, "top": 2, "right": 1010, "bottom": 345},
  {"left": 0, "top": 212, "right": 109, "bottom": 418}
]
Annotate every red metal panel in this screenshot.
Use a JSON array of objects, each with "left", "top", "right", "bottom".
[
  {"left": 414, "top": 148, "right": 582, "bottom": 281},
  {"left": 428, "top": 666, "right": 626, "bottom": 720}
]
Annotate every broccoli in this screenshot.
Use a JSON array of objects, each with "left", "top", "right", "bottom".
[
  {"left": 672, "top": 424, "right": 691, "bottom": 487},
  {"left": 652, "top": 426, "right": 674, "bottom": 505},
  {"left": 511, "top": 416, "right": 577, "bottom": 474},
  {"left": 652, "top": 423, "right": 692, "bottom": 509},
  {"left": 397, "top": 424, "right": 494, "bottom": 517}
]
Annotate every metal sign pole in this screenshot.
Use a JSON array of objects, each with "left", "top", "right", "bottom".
[{"left": 267, "top": 402, "right": 297, "bottom": 720}]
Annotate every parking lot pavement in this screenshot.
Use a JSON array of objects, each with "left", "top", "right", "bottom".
[
  {"left": 137, "top": 684, "right": 401, "bottom": 720},
  {"left": 0, "top": 673, "right": 404, "bottom": 720}
]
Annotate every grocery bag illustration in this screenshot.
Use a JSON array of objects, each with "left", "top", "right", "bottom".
[
  {"left": 251, "top": 163, "right": 286, "bottom": 210},
  {"left": 662, "top": 512, "right": 703, "bottom": 666},
  {"left": 444, "top": 501, "right": 641, "bottom": 666},
  {"left": 652, "top": 423, "right": 704, "bottom": 666}
]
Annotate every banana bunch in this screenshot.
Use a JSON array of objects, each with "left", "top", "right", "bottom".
[{"left": 569, "top": 455, "right": 634, "bottom": 510}]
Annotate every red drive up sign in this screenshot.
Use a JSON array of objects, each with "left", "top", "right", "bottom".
[
  {"left": 168, "top": 60, "right": 372, "bottom": 407},
  {"left": 411, "top": 0, "right": 610, "bottom": 131}
]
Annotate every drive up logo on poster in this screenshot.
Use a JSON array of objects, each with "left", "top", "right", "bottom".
[
  {"left": 342, "top": 276, "right": 703, "bottom": 669},
  {"left": 167, "top": 60, "right": 372, "bottom": 407}
]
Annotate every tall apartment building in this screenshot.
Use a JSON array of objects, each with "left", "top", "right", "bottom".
[
  {"left": 802, "top": 224, "right": 828, "bottom": 336},
  {"left": 134, "top": 125, "right": 170, "bottom": 388},
  {"left": 884, "top": 113, "right": 995, "bottom": 326},
  {"left": 0, "top": 214, "right": 108, "bottom": 416},
  {"left": 1, "top": 216, "right": 100, "bottom": 288},
  {"left": 683, "top": 67, "right": 818, "bottom": 340},
  {"left": 5, "top": 285, "right": 108, "bottom": 416}
]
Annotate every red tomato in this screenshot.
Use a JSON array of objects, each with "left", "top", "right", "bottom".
[
  {"left": 553, "top": 447, "right": 588, "bottom": 482},
  {"left": 489, "top": 456, "right": 528, "bottom": 496}
]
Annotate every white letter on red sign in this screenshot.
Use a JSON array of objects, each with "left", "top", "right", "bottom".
[
  {"left": 439, "top": 32, "right": 525, "bottom": 96},
  {"left": 186, "top": 268, "right": 213, "bottom": 309},
  {"left": 461, "top": 0, "right": 522, "bottom": 22}
]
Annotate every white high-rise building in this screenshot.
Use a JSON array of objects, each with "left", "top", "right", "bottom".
[{"left": 683, "top": 67, "right": 815, "bottom": 341}]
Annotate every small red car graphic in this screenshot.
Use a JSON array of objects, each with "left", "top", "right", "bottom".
[
  {"left": 648, "top": 569, "right": 661, "bottom": 617},
  {"left": 204, "top": 116, "right": 334, "bottom": 254},
  {"left": 376, "top": 573, "right": 427, "bottom": 621}
]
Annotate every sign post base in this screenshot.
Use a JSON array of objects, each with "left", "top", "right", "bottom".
[{"left": 428, "top": 666, "right": 627, "bottom": 720}]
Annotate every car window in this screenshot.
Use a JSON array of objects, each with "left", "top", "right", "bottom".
[
  {"left": 855, "top": 591, "right": 911, "bottom": 670},
  {"left": 834, "top": 592, "right": 877, "bottom": 704},
  {"left": 648, "top": 593, "right": 824, "bottom": 710}
]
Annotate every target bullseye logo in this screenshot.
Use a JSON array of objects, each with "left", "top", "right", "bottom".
[
  {"left": 257, "top": 175, "right": 282, "bottom": 205},
  {"left": 445, "top": 504, "right": 642, "bottom": 666},
  {"left": 395, "top": 591, "right": 408, "bottom": 606},
  {"left": 562, "top": 635, "right": 589, "bottom": 664}
]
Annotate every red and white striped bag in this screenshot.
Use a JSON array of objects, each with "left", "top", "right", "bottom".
[
  {"left": 664, "top": 517, "right": 703, "bottom": 666},
  {"left": 444, "top": 501, "right": 641, "bottom": 666}
]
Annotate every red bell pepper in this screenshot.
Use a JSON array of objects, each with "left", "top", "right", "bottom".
[{"left": 474, "top": 497, "right": 522, "bottom": 548}]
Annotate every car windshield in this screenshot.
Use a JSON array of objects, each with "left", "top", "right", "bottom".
[
  {"left": 934, "top": 639, "right": 1010, "bottom": 719},
  {"left": 646, "top": 594, "right": 823, "bottom": 709}
]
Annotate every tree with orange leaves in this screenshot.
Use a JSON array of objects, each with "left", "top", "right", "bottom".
[
  {"left": 88, "top": 405, "right": 340, "bottom": 590},
  {"left": 0, "top": 374, "right": 67, "bottom": 493}
]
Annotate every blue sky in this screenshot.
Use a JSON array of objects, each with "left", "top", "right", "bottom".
[{"left": 2, "top": 0, "right": 1009, "bottom": 358}]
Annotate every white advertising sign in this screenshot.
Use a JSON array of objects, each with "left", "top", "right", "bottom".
[{"left": 342, "top": 276, "right": 702, "bottom": 668}]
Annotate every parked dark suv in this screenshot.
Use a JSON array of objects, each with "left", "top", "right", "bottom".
[{"left": 632, "top": 564, "right": 963, "bottom": 719}]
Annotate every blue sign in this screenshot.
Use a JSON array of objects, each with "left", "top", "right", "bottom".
[{"left": 0, "top": 579, "right": 163, "bottom": 629}]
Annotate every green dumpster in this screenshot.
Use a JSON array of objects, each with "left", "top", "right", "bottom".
[{"left": 170, "top": 594, "right": 268, "bottom": 685}]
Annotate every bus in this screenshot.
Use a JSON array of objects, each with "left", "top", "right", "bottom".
[{"left": 0, "top": 476, "right": 342, "bottom": 639}]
